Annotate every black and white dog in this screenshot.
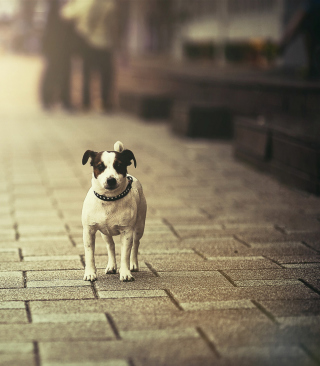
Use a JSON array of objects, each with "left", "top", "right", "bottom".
[{"left": 82, "top": 141, "right": 147, "bottom": 281}]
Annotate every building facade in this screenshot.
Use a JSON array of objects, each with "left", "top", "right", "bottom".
[{"left": 126, "top": 0, "right": 306, "bottom": 67}]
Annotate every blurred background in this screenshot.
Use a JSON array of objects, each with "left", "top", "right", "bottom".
[
  {"left": 0, "top": 0, "right": 319, "bottom": 109},
  {"left": 0, "top": 0, "right": 319, "bottom": 193},
  {"left": 0, "top": 0, "right": 318, "bottom": 112},
  {"left": 0, "top": 1, "right": 313, "bottom": 67}
]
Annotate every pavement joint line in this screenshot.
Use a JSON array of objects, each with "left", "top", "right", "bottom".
[
  {"left": 25, "top": 301, "right": 32, "bottom": 323},
  {"left": 91, "top": 281, "right": 99, "bottom": 299},
  {"left": 26, "top": 279, "right": 92, "bottom": 288},
  {"left": 192, "top": 248, "right": 207, "bottom": 260},
  {"left": 10, "top": 207, "right": 16, "bottom": 218},
  {"left": 196, "top": 327, "right": 221, "bottom": 359},
  {"left": 164, "top": 289, "right": 184, "bottom": 311},
  {"left": 128, "top": 358, "right": 136, "bottom": 366},
  {"left": 64, "top": 221, "right": 77, "bottom": 246},
  {"left": 64, "top": 223, "right": 71, "bottom": 234},
  {"left": 261, "top": 255, "right": 285, "bottom": 268},
  {"left": 80, "top": 255, "right": 86, "bottom": 269},
  {"left": 301, "top": 240, "right": 320, "bottom": 254},
  {"left": 14, "top": 223, "right": 20, "bottom": 241},
  {"left": 144, "top": 262, "right": 160, "bottom": 277},
  {"left": 68, "top": 233, "right": 77, "bottom": 247},
  {"left": 162, "top": 218, "right": 181, "bottom": 239},
  {"left": 49, "top": 195, "right": 59, "bottom": 210},
  {"left": 19, "top": 248, "right": 24, "bottom": 261},
  {"left": 10, "top": 297, "right": 98, "bottom": 302},
  {"left": 105, "top": 313, "right": 122, "bottom": 340},
  {"left": 199, "top": 207, "right": 212, "bottom": 219},
  {"left": 298, "top": 279, "right": 320, "bottom": 296},
  {"left": 217, "top": 270, "right": 237, "bottom": 287},
  {"left": 274, "top": 224, "right": 286, "bottom": 234},
  {"left": 23, "top": 271, "right": 27, "bottom": 288},
  {"left": 233, "top": 235, "right": 251, "bottom": 248},
  {"left": 33, "top": 341, "right": 41, "bottom": 366},
  {"left": 300, "top": 343, "right": 320, "bottom": 365},
  {"left": 56, "top": 207, "right": 65, "bottom": 220},
  {"left": 251, "top": 300, "right": 280, "bottom": 325}
]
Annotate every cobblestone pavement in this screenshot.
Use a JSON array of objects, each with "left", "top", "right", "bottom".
[{"left": 0, "top": 55, "right": 320, "bottom": 366}]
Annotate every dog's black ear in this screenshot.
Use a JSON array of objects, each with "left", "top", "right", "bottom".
[
  {"left": 121, "top": 149, "right": 137, "bottom": 168},
  {"left": 82, "top": 150, "right": 97, "bottom": 166}
]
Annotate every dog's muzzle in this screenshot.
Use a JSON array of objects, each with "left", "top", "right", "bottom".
[{"left": 106, "top": 178, "right": 117, "bottom": 189}]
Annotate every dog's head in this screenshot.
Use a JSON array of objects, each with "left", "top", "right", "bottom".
[{"left": 82, "top": 141, "right": 136, "bottom": 190}]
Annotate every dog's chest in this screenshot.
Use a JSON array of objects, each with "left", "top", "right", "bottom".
[
  {"left": 101, "top": 200, "right": 134, "bottom": 227},
  {"left": 83, "top": 190, "right": 137, "bottom": 235}
]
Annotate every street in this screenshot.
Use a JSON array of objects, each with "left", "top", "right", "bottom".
[{"left": 0, "top": 54, "right": 320, "bottom": 366}]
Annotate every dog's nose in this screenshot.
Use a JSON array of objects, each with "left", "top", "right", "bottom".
[{"left": 107, "top": 178, "right": 117, "bottom": 187}]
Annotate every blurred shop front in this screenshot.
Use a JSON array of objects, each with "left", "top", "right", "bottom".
[
  {"left": 126, "top": 0, "right": 306, "bottom": 70},
  {"left": 0, "top": 0, "right": 309, "bottom": 70}
]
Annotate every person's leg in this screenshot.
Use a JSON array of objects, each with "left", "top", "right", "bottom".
[
  {"left": 60, "top": 56, "right": 73, "bottom": 110},
  {"left": 100, "top": 50, "right": 114, "bottom": 111},
  {"left": 40, "top": 59, "right": 55, "bottom": 109},
  {"left": 82, "top": 50, "right": 91, "bottom": 109}
]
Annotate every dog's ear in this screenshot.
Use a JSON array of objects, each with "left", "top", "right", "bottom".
[
  {"left": 114, "top": 141, "right": 124, "bottom": 152},
  {"left": 121, "top": 149, "right": 137, "bottom": 168},
  {"left": 82, "top": 150, "right": 97, "bottom": 166}
]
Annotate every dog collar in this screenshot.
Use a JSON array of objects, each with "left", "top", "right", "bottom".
[{"left": 94, "top": 176, "right": 133, "bottom": 202}]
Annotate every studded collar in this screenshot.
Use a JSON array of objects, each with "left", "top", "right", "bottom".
[{"left": 94, "top": 176, "right": 133, "bottom": 202}]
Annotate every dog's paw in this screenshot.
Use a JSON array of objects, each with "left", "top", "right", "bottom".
[
  {"left": 119, "top": 269, "right": 135, "bottom": 282},
  {"left": 105, "top": 264, "right": 117, "bottom": 274},
  {"left": 83, "top": 270, "right": 97, "bottom": 282}
]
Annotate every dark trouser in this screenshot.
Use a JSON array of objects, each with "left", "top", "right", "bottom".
[
  {"left": 82, "top": 47, "right": 114, "bottom": 110},
  {"left": 40, "top": 55, "right": 72, "bottom": 109}
]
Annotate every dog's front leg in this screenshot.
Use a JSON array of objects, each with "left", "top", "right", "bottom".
[
  {"left": 101, "top": 233, "right": 117, "bottom": 274},
  {"left": 83, "top": 226, "right": 97, "bottom": 281},
  {"left": 119, "top": 230, "right": 134, "bottom": 282}
]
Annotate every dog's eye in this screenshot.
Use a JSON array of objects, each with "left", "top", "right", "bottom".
[
  {"left": 114, "top": 161, "right": 122, "bottom": 168},
  {"left": 97, "top": 164, "right": 105, "bottom": 171}
]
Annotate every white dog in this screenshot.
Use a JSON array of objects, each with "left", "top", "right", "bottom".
[{"left": 81, "top": 141, "right": 147, "bottom": 282}]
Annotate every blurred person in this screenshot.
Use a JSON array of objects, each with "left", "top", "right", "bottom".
[
  {"left": 61, "top": 0, "right": 124, "bottom": 112},
  {"left": 279, "top": 0, "right": 320, "bottom": 79},
  {"left": 40, "top": 0, "right": 74, "bottom": 110}
]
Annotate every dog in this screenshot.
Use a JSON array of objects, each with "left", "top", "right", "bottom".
[{"left": 81, "top": 141, "right": 147, "bottom": 282}]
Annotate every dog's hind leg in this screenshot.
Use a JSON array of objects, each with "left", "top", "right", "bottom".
[
  {"left": 119, "top": 229, "right": 135, "bottom": 281},
  {"left": 101, "top": 233, "right": 117, "bottom": 274},
  {"left": 131, "top": 220, "right": 145, "bottom": 272},
  {"left": 130, "top": 233, "right": 141, "bottom": 272},
  {"left": 131, "top": 197, "right": 146, "bottom": 272}
]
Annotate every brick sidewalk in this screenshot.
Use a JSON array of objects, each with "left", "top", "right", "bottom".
[{"left": 0, "top": 56, "right": 320, "bottom": 366}]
